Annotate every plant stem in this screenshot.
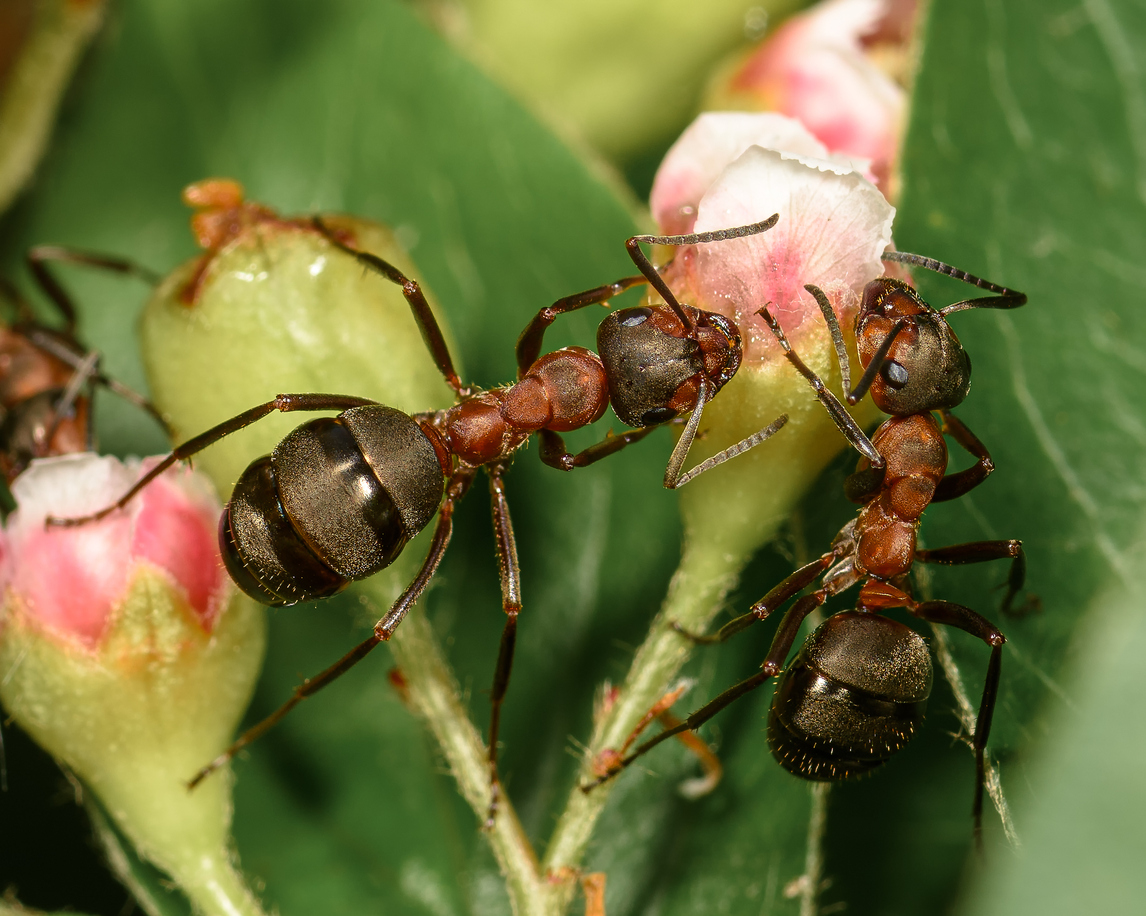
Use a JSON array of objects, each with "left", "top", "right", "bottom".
[
  {"left": 360, "top": 577, "right": 546, "bottom": 916},
  {"left": 539, "top": 532, "right": 750, "bottom": 914}
]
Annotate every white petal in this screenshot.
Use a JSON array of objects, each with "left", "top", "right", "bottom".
[
  {"left": 691, "top": 146, "right": 894, "bottom": 357},
  {"left": 650, "top": 112, "right": 833, "bottom": 234}
]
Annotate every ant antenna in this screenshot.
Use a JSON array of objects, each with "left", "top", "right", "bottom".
[
  {"left": 627, "top": 215, "right": 781, "bottom": 331},
  {"left": 801, "top": 284, "right": 908, "bottom": 408},
  {"left": 758, "top": 302, "right": 883, "bottom": 467},
  {"left": 881, "top": 250, "right": 1027, "bottom": 316}
]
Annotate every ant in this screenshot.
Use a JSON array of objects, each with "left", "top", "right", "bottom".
[
  {"left": 51, "top": 207, "right": 787, "bottom": 824},
  {"left": 585, "top": 250, "right": 1030, "bottom": 841},
  {"left": 0, "top": 250, "right": 165, "bottom": 484}
]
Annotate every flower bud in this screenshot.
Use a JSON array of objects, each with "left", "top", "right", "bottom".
[
  {"left": 653, "top": 112, "right": 893, "bottom": 560},
  {"left": 0, "top": 454, "right": 267, "bottom": 916},
  {"left": 706, "top": 0, "right": 918, "bottom": 196},
  {"left": 140, "top": 180, "right": 454, "bottom": 495}
]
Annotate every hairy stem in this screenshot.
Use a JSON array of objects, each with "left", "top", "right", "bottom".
[
  {"left": 539, "top": 532, "right": 749, "bottom": 913},
  {"left": 359, "top": 577, "right": 546, "bottom": 915}
]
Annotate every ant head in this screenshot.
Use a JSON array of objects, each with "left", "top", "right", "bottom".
[
  {"left": 768, "top": 611, "right": 932, "bottom": 780},
  {"left": 857, "top": 278, "right": 971, "bottom": 415},
  {"left": 596, "top": 304, "right": 741, "bottom": 427}
]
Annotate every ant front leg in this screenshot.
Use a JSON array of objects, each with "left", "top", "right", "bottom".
[
  {"left": 915, "top": 540, "right": 1034, "bottom": 616},
  {"left": 758, "top": 304, "right": 884, "bottom": 467},
  {"left": 485, "top": 460, "right": 522, "bottom": 828},
  {"left": 515, "top": 274, "right": 650, "bottom": 376},
  {"left": 312, "top": 218, "right": 466, "bottom": 396},
  {"left": 47, "top": 393, "right": 380, "bottom": 526},
  {"left": 909, "top": 600, "right": 1005, "bottom": 846},
  {"left": 47, "top": 349, "right": 101, "bottom": 451},
  {"left": 538, "top": 425, "right": 659, "bottom": 471},
  {"left": 933, "top": 411, "right": 994, "bottom": 502},
  {"left": 673, "top": 551, "right": 836, "bottom": 644},
  {"left": 583, "top": 592, "right": 824, "bottom": 791},
  {"left": 189, "top": 465, "right": 478, "bottom": 789}
]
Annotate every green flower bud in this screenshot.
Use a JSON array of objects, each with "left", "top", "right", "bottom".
[
  {"left": 0, "top": 454, "right": 267, "bottom": 916},
  {"left": 140, "top": 179, "right": 453, "bottom": 494}
]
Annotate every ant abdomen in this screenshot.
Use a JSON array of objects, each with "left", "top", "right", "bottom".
[
  {"left": 220, "top": 405, "right": 446, "bottom": 607},
  {"left": 768, "top": 612, "right": 932, "bottom": 780}
]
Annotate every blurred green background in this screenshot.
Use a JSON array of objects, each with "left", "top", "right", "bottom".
[{"left": 0, "top": 0, "right": 1143, "bottom": 914}]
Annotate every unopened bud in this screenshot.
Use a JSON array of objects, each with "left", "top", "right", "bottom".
[{"left": 0, "top": 454, "right": 267, "bottom": 916}]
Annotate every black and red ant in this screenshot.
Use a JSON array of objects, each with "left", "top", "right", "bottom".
[
  {"left": 50, "top": 210, "right": 787, "bottom": 823},
  {"left": 585, "top": 250, "right": 1030, "bottom": 839},
  {"left": 0, "top": 250, "right": 164, "bottom": 485}
]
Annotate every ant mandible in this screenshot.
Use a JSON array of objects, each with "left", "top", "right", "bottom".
[
  {"left": 0, "top": 251, "right": 165, "bottom": 484},
  {"left": 50, "top": 207, "right": 787, "bottom": 824},
  {"left": 586, "top": 250, "right": 1030, "bottom": 840}
]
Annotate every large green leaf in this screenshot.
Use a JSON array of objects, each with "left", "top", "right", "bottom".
[
  {"left": 1, "top": 0, "right": 1139, "bottom": 913},
  {"left": 0, "top": 1, "right": 672, "bottom": 913}
]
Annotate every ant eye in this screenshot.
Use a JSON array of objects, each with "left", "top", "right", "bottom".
[
  {"left": 617, "top": 307, "right": 653, "bottom": 328},
  {"left": 881, "top": 359, "right": 909, "bottom": 389},
  {"left": 641, "top": 406, "right": 677, "bottom": 425}
]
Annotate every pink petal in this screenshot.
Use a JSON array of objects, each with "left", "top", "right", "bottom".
[
  {"left": 133, "top": 467, "right": 228, "bottom": 633},
  {"left": 731, "top": 0, "right": 904, "bottom": 187},
  {"left": 3, "top": 454, "right": 228, "bottom": 649}
]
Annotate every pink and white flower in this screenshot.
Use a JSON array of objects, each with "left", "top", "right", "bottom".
[
  {"left": 0, "top": 453, "right": 229, "bottom": 649},
  {"left": 653, "top": 111, "right": 895, "bottom": 365},
  {"left": 0, "top": 454, "right": 268, "bottom": 916},
  {"left": 710, "top": 0, "right": 917, "bottom": 194}
]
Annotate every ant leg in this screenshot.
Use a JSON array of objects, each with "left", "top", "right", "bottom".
[
  {"left": 312, "top": 218, "right": 465, "bottom": 396},
  {"left": 47, "top": 393, "right": 380, "bottom": 526},
  {"left": 583, "top": 592, "right": 823, "bottom": 791},
  {"left": 7, "top": 258, "right": 169, "bottom": 437},
  {"left": 26, "top": 246, "right": 160, "bottom": 333},
  {"left": 915, "top": 540, "right": 1032, "bottom": 616},
  {"left": 758, "top": 305, "right": 884, "bottom": 467},
  {"left": 485, "top": 461, "right": 522, "bottom": 827},
  {"left": 933, "top": 411, "right": 994, "bottom": 501},
  {"left": 540, "top": 386, "right": 786, "bottom": 485},
  {"left": 18, "top": 323, "right": 171, "bottom": 437},
  {"left": 592, "top": 682, "right": 724, "bottom": 796},
  {"left": 538, "top": 425, "right": 659, "bottom": 471},
  {"left": 882, "top": 251, "right": 1027, "bottom": 313},
  {"left": 657, "top": 709, "right": 723, "bottom": 798},
  {"left": 626, "top": 216, "right": 780, "bottom": 330},
  {"left": 663, "top": 380, "right": 787, "bottom": 488},
  {"left": 674, "top": 552, "right": 836, "bottom": 644},
  {"left": 188, "top": 466, "right": 476, "bottom": 789},
  {"left": 0, "top": 275, "right": 37, "bottom": 324},
  {"left": 909, "top": 600, "right": 1005, "bottom": 845},
  {"left": 515, "top": 274, "right": 649, "bottom": 375},
  {"left": 42, "top": 349, "right": 101, "bottom": 452}
]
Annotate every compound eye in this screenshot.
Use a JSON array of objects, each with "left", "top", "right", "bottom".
[
  {"left": 640, "top": 406, "right": 677, "bottom": 425},
  {"left": 617, "top": 306, "right": 653, "bottom": 328},
  {"left": 881, "top": 359, "right": 909, "bottom": 389}
]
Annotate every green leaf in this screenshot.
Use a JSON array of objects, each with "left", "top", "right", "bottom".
[
  {"left": 0, "top": 0, "right": 674, "bottom": 913},
  {"left": 2, "top": 0, "right": 1137, "bottom": 913}
]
